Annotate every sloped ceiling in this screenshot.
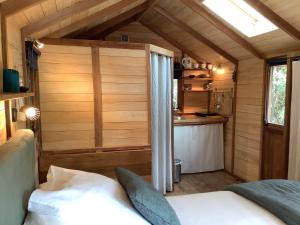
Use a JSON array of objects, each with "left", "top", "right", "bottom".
[{"left": 6, "top": 0, "right": 300, "bottom": 65}]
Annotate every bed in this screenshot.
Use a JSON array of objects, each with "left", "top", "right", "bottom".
[{"left": 0, "top": 130, "right": 290, "bottom": 225}]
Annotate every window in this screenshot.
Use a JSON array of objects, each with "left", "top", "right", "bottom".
[
  {"left": 202, "top": 0, "right": 278, "bottom": 37},
  {"left": 267, "top": 64, "right": 287, "bottom": 125},
  {"left": 173, "top": 79, "right": 179, "bottom": 110}
]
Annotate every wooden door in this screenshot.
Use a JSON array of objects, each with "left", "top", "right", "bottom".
[{"left": 261, "top": 58, "right": 291, "bottom": 179}]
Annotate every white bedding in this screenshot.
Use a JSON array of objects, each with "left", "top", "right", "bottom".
[
  {"left": 167, "top": 191, "right": 286, "bottom": 225},
  {"left": 24, "top": 166, "right": 286, "bottom": 225},
  {"left": 25, "top": 191, "right": 286, "bottom": 225}
]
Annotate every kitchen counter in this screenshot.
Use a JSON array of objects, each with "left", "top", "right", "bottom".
[{"left": 174, "top": 115, "right": 228, "bottom": 126}]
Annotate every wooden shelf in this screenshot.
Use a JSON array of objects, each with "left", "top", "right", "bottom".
[
  {"left": 183, "top": 68, "right": 211, "bottom": 72},
  {"left": 183, "top": 89, "right": 212, "bottom": 93},
  {"left": 0, "top": 92, "right": 35, "bottom": 101},
  {"left": 183, "top": 77, "right": 213, "bottom": 81}
]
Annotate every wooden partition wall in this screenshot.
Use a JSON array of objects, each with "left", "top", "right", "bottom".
[{"left": 37, "top": 39, "right": 174, "bottom": 182}]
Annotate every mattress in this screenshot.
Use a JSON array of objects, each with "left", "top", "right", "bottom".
[
  {"left": 166, "top": 191, "right": 286, "bottom": 225},
  {"left": 25, "top": 191, "right": 286, "bottom": 225}
]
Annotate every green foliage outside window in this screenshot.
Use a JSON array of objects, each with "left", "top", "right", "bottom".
[{"left": 268, "top": 65, "right": 287, "bottom": 125}]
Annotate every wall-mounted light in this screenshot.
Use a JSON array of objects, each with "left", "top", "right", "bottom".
[
  {"left": 20, "top": 106, "right": 40, "bottom": 121},
  {"left": 35, "top": 40, "right": 44, "bottom": 49},
  {"left": 26, "top": 37, "right": 44, "bottom": 49},
  {"left": 216, "top": 64, "right": 225, "bottom": 75}
]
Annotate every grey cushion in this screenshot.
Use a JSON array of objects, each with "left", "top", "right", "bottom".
[{"left": 116, "top": 167, "right": 181, "bottom": 225}]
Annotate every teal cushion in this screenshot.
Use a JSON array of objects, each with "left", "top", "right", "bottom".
[{"left": 116, "top": 168, "right": 181, "bottom": 225}]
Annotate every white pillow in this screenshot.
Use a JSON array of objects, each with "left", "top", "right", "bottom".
[{"left": 28, "top": 166, "right": 149, "bottom": 225}]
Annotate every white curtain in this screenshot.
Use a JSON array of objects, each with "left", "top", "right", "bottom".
[
  {"left": 288, "top": 60, "right": 300, "bottom": 180},
  {"left": 150, "top": 53, "right": 173, "bottom": 194}
]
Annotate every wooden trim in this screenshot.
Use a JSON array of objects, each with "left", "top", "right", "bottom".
[
  {"left": 74, "top": 2, "right": 148, "bottom": 39},
  {"left": 153, "top": 6, "right": 238, "bottom": 65},
  {"left": 244, "top": 0, "right": 300, "bottom": 40},
  {"left": 136, "top": 0, "right": 159, "bottom": 21},
  {"left": 0, "top": 92, "right": 35, "bottom": 101},
  {"left": 22, "top": 0, "right": 108, "bottom": 36},
  {"left": 92, "top": 47, "right": 102, "bottom": 147},
  {"left": 148, "top": 44, "right": 174, "bottom": 58},
  {"left": 180, "top": 0, "right": 264, "bottom": 59},
  {"left": 141, "top": 20, "right": 205, "bottom": 63},
  {"left": 40, "top": 38, "right": 147, "bottom": 49},
  {"left": 231, "top": 64, "right": 238, "bottom": 174},
  {"left": 39, "top": 149, "right": 152, "bottom": 182},
  {"left": 283, "top": 57, "right": 292, "bottom": 177},
  {"left": 259, "top": 59, "right": 267, "bottom": 179},
  {"left": 47, "top": 0, "right": 137, "bottom": 38},
  {"left": 42, "top": 145, "right": 151, "bottom": 155},
  {"left": 0, "top": 0, "right": 46, "bottom": 16}
]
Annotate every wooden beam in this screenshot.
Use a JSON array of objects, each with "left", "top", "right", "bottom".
[
  {"left": 48, "top": 0, "right": 137, "bottom": 38},
  {"left": 180, "top": 0, "right": 264, "bottom": 59},
  {"left": 92, "top": 47, "right": 102, "bottom": 147},
  {"left": 40, "top": 38, "right": 147, "bottom": 50},
  {"left": 22, "top": 0, "right": 108, "bottom": 36},
  {"left": 0, "top": 0, "right": 45, "bottom": 16},
  {"left": 141, "top": 20, "right": 205, "bottom": 63},
  {"left": 244, "top": 0, "right": 300, "bottom": 40},
  {"left": 136, "top": 0, "right": 159, "bottom": 21},
  {"left": 153, "top": 6, "right": 238, "bottom": 65},
  {"left": 75, "top": 2, "right": 147, "bottom": 39}
]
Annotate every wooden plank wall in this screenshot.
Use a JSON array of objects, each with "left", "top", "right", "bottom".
[
  {"left": 234, "top": 57, "right": 264, "bottom": 181},
  {"left": 100, "top": 47, "right": 149, "bottom": 147},
  {"left": 183, "top": 91, "right": 208, "bottom": 113},
  {"left": 6, "top": 16, "right": 25, "bottom": 81},
  {"left": 105, "top": 21, "right": 182, "bottom": 59},
  {"left": 39, "top": 45, "right": 95, "bottom": 151},
  {"left": 38, "top": 42, "right": 151, "bottom": 181},
  {"left": 212, "top": 63, "right": 235, "bottom": 173}
]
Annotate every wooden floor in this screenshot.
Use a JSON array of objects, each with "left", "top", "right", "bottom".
[{"left": 167, "top": 171, "right": 242, "bottom": 196}]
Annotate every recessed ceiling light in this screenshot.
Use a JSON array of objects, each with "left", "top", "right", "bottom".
[{"left": 203, "top": 0, "right": 278, "bottom": 37}]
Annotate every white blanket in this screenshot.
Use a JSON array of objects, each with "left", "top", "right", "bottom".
[
  {"left": 25, "top": 191, "right": 286, "bottom": 225},
  {"left": 167, "top": 191, "right": 286, "bottom": 225}
]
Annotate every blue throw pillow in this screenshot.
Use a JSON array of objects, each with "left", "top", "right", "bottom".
[{"left": 116, "top": 168, "right": 181, "bottom": 225}]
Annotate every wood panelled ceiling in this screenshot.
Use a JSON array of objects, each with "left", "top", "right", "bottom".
[{"left": 3, "top": 0, "right": 300, "bottom": 65}]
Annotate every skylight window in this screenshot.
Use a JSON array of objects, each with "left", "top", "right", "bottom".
[{"left": 202, "top": 0, "right": 278, "bottom": 37}]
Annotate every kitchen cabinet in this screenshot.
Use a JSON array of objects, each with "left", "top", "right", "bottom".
[{"left": 174, "top": 123, "right": 224, "bottom": 173}]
